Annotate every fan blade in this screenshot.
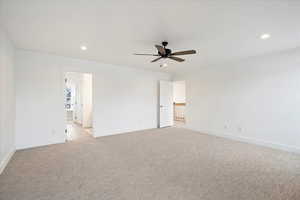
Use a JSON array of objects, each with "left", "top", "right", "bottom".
[
  {"left": 151, "top": 57, "right": 163, "bottom": 63},
  {"left": 168, "top": 56, "right": 185, "bottom": 62},
  {"left": 155, "top": 45, "right": 166, "bottom": 55},
  {"left": 171, "top": 50, "right": 196, "bottom": 56},
  {"left": 134, "top": 53, "right": 159, "bottom": 56}
]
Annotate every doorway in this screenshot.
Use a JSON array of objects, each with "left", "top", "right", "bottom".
[
  {"left": 159, "top": 80, "right": 186, "bottom": 128},
  {"left": 173, "top": 81, "right": 186, "bottom": 127},
  {"left": 64, "top": 72, "right": 93, "bottom": 141}
]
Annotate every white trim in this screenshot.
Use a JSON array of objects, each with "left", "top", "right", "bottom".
[
  {"left": 17, "top": 140, "right": 65, "bottom": 151},
  {"left": 185, "top": 127, "right": 300, "bottom": 154},
  {"left": 0, "top": 149, "right": 16, "bottom": 174},
  {"left": 93, "top": 127, "right": 158, "bottom": 138}
]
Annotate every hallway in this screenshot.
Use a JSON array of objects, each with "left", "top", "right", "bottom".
[{"left": 66, "top": 122, "right": 92, "bottom": 141}]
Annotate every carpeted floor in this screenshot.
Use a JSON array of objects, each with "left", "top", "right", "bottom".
[{"left": 1, "top": 127, "right": 300, "bottom": 200}]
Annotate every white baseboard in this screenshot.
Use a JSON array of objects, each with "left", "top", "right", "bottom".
[
  {"left": 185, "top": 127, "right": 300, "bottom": 154},
  {"left": 93, "top": 127, "right": 157, "bottom": 138},
  {"left": 0, "top": 149, "right": 16, "bottom": 174},
  {"left": 16, "top": 140, "right": 65, "bottom": 151}
]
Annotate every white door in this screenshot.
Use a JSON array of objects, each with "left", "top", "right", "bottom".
[{"left": 159, "top": 80, "right": 174, "bottom": 127}]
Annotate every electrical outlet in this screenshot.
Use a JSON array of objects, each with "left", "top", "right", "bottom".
[
  {"left": 224, "top": 123, "right": 230, "bottom": 130},
  {"left": 238, "top": 127, "right": 242, "bottom": 132}
]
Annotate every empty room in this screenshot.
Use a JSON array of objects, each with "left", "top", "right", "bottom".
[{"left": 0, "top": 1, "right": 300, "bottom": 199}]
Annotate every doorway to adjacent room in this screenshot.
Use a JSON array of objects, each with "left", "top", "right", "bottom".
[
  {"left": 173, "top": 81, "right": 186, "bottom": 127},
  {"left": 64, "top": 72, "right": 93, "bottom": 141}
]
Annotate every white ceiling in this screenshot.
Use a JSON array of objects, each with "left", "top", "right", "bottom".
[{"left": 1, "top": 0, "right": 300, "bottom": 73}]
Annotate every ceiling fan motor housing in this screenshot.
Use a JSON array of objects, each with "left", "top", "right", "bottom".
[
  {"left": 162, "top": 41, "right": 171, "bottom": 57},
  {"left": 158, "top": 49, "right": 172, "bottom": 58}
]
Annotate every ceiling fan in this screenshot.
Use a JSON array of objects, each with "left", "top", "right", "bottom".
[{"left": 134, "top": 41, "right": 196, "bottom": 65}]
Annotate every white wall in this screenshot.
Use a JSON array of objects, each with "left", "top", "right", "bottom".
[
  {"left": 175, "top": 48, "right": 300, "bottom": 153},
  {"left": 15, "top": 50, "right": 171, "bottom": 149},
  {"left": 173, "top": 81, "right": 186, "bottom": 103},
  {"left": 15, "top": 51, "right": 65, "bottom": 149},
  {"left": 0, "top": 28, "right": 15, "bottom": 173}
]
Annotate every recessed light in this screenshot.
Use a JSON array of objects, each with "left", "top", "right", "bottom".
[
  {"left": 81, "top": 46, "right": 87, "bottom": 50},
  {"left": 260, "top": 34, "right": 270, "bottom": 40}
]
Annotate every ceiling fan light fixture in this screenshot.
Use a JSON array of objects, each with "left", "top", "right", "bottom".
[{"left": 160, "top": 63, "right": 168, "bottom": 67}]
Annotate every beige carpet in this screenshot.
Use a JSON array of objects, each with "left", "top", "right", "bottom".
[{"left": 1, "top": 127, "right": 300, "bottom": 200}]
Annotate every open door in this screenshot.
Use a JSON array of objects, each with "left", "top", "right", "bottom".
[{"left": 159, "top": 80, "right": 174, "bottom": 128}]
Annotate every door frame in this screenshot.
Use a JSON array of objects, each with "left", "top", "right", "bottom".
[{"left": 63, "top": 71, "right": 94, "bottom": 140}]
